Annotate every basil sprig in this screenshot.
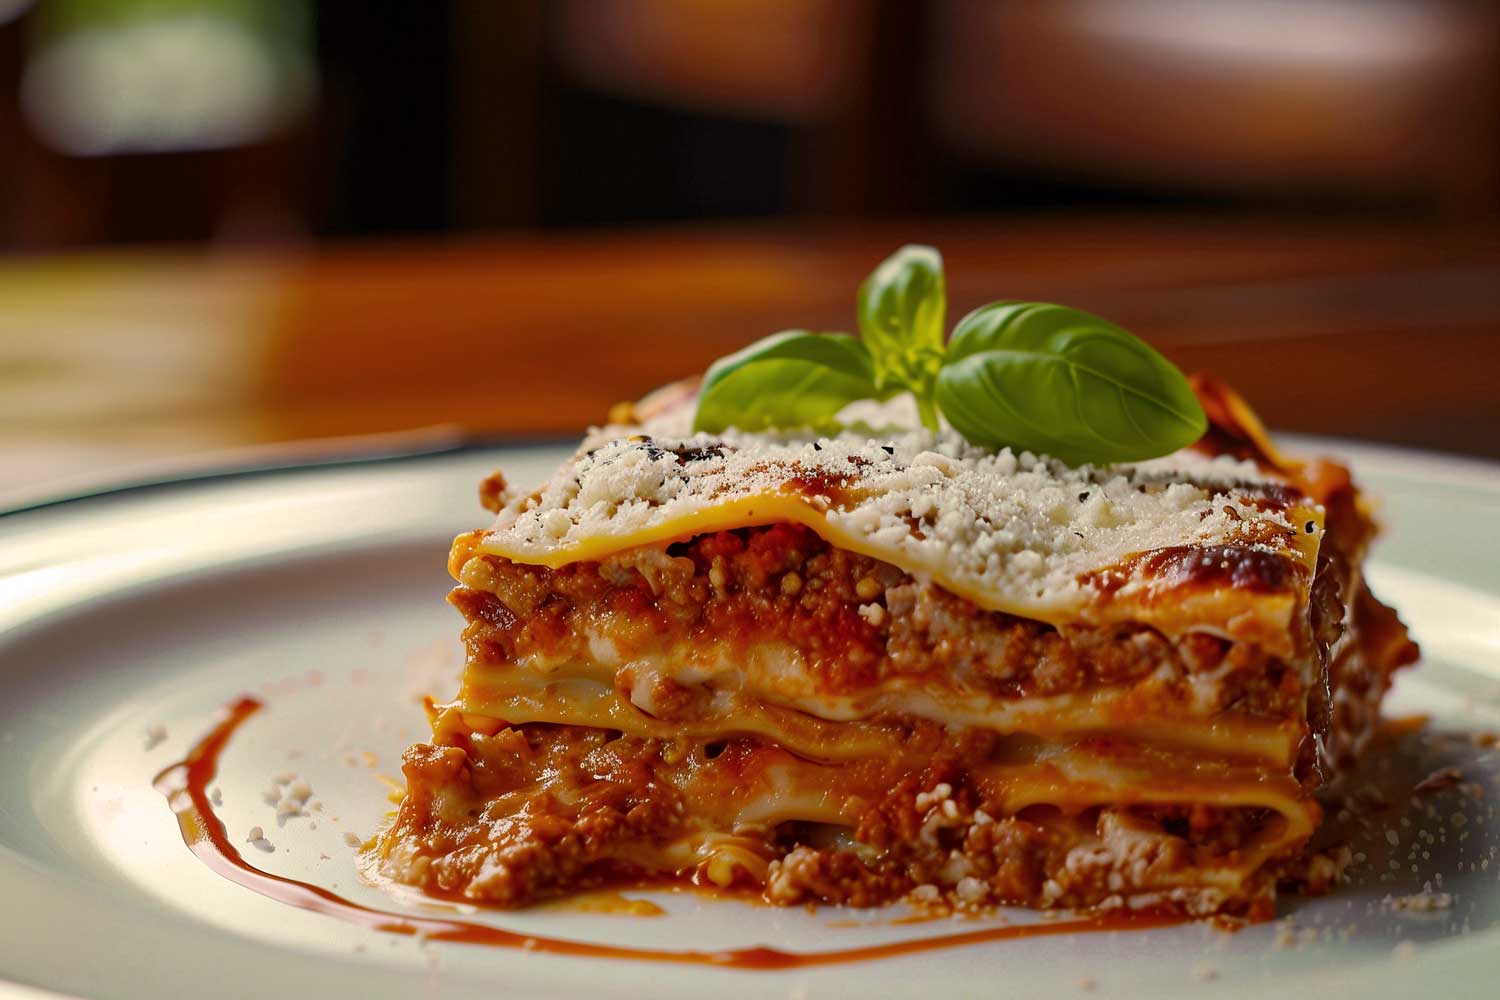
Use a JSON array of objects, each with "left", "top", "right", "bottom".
[{"left": 693, "top": 245, "right": 1207, "bottom": 465}]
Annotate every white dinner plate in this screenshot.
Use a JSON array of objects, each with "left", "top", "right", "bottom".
[{"left": 1, "top": 438, "right": 1497, "bottom": 999}]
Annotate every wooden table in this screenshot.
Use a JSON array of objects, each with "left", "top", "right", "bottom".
[{"left": 4, "top": 215, "right": 1498, "bottom": 505}]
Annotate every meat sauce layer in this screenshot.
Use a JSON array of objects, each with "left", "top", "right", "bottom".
[
  {"left": 373, "top": 720, "right": 1310, "bottom": 916},
  {"left": 452, "top": 523, "right": 1313, "bottom": 716}
]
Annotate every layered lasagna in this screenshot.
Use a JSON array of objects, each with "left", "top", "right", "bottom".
[{"left": 369, "top": 377, "right": 1416, "bottom": 917}]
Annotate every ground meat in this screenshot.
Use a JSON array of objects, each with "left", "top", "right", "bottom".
[
  {"left": 451, "top": 523, "right": 1310, "bottom": 714},
  {"left": 764, "top": 846, "right": 912, "bottom": 907},
  {"left": 378, "top": 726, "right": 690, "bottom": 906},
  {"left": 372, "top": 720, "right": 1293, "bottom": 917}
]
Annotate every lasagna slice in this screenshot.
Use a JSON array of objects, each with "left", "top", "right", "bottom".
[{"left": 370, "top": 377, "right": 1416, "bottom": 917}]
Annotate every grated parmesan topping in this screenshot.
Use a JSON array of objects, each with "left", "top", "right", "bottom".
[{"left": 481, "top": 418, "right": 1315, "bottom": 626}]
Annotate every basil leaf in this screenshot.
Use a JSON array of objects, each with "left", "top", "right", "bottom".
[
  {"left": 856, "top": 244, "right": 946, "bottom": 406},
  {"left": 934, "top": 301, "right": 1207, "bottom": 464},
  {"left": 693, "top": 331, "right": 879, "bottom": 433}
]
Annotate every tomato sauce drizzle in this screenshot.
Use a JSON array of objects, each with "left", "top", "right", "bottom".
[{"left": 154, "top": 697, "right": 1185, "bottom": 968}]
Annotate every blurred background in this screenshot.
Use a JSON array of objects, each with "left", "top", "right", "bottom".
[{"left": 3, "top": 0, "right": 1499, "bottom": 504}]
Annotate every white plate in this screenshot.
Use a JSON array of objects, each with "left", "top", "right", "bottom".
[{"left": 1, "top": 439, "right": 1498, "bottom": 999}]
